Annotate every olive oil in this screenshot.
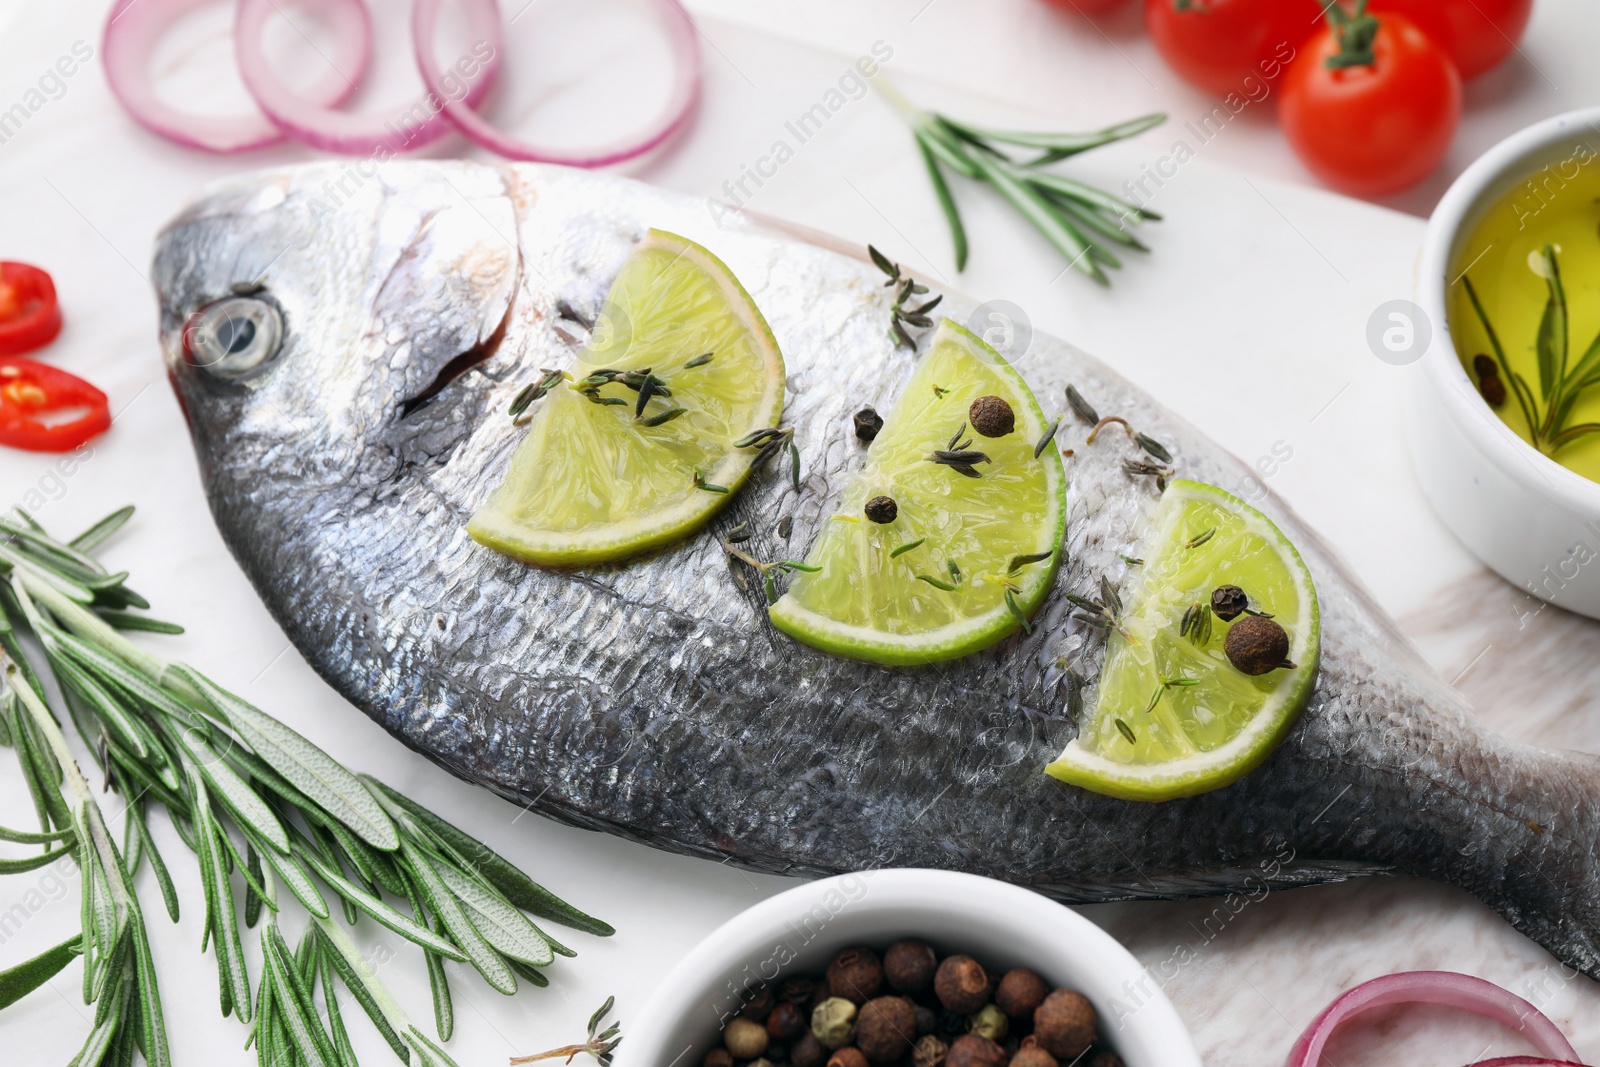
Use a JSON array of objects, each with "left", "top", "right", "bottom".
[{"left": 1449, "top": 164, "right": 1600, "bottom": 481}]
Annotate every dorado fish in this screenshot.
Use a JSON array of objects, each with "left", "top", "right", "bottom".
[{"left": 152, "top": 162, "right": 1600, "bottom": 979}]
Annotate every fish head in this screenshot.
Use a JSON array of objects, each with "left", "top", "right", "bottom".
[{"left": 152, "top": 161, "right": 521, "bottom": 501}]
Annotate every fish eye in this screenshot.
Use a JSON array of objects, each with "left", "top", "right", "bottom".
[{"left": 183, "top": 295, "right": 283, "bottom": 379}]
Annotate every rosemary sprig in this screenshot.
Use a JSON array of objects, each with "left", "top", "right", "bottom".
[
  {"left": 876, "top": 81, "right": 1163, "bottom": 280},
  {"left": 1463, "top": 244, "right": 1600, "bottom": 455},
  {"left": 0, "top": 509, "right": 611, "bottom": 1067},
  {"left": 868, "top": 246, "right": 943, "bottom": 351}
]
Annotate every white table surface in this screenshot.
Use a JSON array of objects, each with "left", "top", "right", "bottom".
[{"left": 1, "top": 1, "right": 1599, "bottom": 1064}]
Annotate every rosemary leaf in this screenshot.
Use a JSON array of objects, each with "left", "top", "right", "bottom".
[
  {"left": 433, "top": 859, "right": 553, "bottom": 967},
  {"left": 68, "top": 506, "right": 135, "bottom": 553},
  {"left": 917, "top": 134, "right": 968, "bottom": 271},
  {"left": 318, "top": 926, "right": 412, "bottom": 1063},
  {"left": 400, "top": 837, "right": 517, "bottom": 994},
  {"left": 0, "top": 933, "right": 81, "bottom": 1011},
  {"left": 173, "top": 666, "right": 398, "bottom": 851}
]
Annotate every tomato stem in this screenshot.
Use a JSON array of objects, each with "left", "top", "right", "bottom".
[{"left": 1324, "top": 0, "right": 1380, "bottom": 69}]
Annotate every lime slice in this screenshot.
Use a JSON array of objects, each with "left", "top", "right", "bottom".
[
  {"left": 468, "top": 229, "right": 784, "bottom": 566},
  {"left": 769, "top": 320, "right": 1067, "bottom": 665},
  {"left": 1046, "top": 480, "right": 1319, "bottom": 801}
]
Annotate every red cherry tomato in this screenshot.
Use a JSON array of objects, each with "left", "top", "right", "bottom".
[
  {"left": 0, "top": 358, "right": 111, "bottom": 452},
  {"left": 1144, "top": 0, "right": 1326, "bottom": 98},
  {"left": 1367, "top": 0, "right": 1532, "bottom": 79},
  {"left": 0, "top": 263, "right": 63, "bottom": 357},
  {"left": 1279, "top": 11, "right": 1462, "bottom": 197},
  {"left": 1040, "top": 0, "right": 1131, "bottom": 14}
]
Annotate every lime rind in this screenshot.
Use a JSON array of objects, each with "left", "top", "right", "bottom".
[
  {"left": 1046, "top": 480, "right": 1320, "bottom": 801},
  {"left": 468, "top": 229, "right": 785, "bottom": 566},
  {"left": 769, "top": 320, "right": 1067, "bottom": 665}
]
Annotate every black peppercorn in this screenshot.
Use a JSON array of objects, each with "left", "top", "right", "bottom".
[
  {"left": 1472, "top": 354, "right": 1497, "bottom": 380},
  {"left": 1210, "top": 585, "right": 1249, "bottom": 622},
  {"left": 884, "top": 940, "right": 938, "bottom": 994},
  {"left": 792, "top": 1032, "right": 828, "bottom": 1067},
  {"left": 782, "top": 977, "right": 818, "bottom": 1004},
  {"left": 854, "top": 407, "right": 884, "bottom": 441},
  {"left": 827, "top": 948, "right": 885, "bottom": 1005},
  {"left": 864, "top": 495, "right": 898, "bottom": 525},
  {"left": 914, "top": 1005, "right": 938, "bottom": 1036},
  {"left": 743, "top": 985, "right": 776, "bottom": 1022},
  {"left": 933, "top": 956, "right": 988, "bottom": 1014},
  {"left": 968, "top": 395, "right": 1015, "bottom": 438},
  {"left": 938, "top": 1008, "right": 966, "bottom": 1037},
  {"left": 769, "top": 1001, "right": 808, "bottom": 1042},
  {"left": 1224, "top": 614, "right": 1292, "bottom": 676},
  {"left": 1480, "top": 375, "right": 1506, "bottom": 407}
]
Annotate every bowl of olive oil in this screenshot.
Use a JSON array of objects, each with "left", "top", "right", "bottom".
[{"left": 1412, "top": 107, "right": 1600, "bottom": 617}]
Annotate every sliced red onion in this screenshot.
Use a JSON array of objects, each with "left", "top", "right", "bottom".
[
  {"left": 1285, "top": 971, "right": 1582, "bottom": 1067},
  {"left": 103, "top": 0, "right": 370, "bottom": 153},
  {"left": 1468, "top": 1059, "right": 1586, "bottom": 1066},
  {"left": 236, "top": 0, "right": 503, "bottom": 156},
  {"left": 411, "top": 0, "right": 702, "bottom": 167}
]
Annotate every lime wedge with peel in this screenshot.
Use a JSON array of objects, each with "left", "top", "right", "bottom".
[
  {"left": 1047, "top": 480, "right": 1319, "bottom": 801},
  {"left": 468, "top": 229, "right": 784, "bottom": 566},
  {"left": 770, "top": 320, "right": 1067, "bottom": 665}
]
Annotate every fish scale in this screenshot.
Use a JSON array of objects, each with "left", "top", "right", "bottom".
[{"left": 155, "top": 160, "right": 1600, "bottom": 979}]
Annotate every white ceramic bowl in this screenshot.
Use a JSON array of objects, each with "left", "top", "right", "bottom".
[
  {"left": 1412, "top": 107, "right": 1600, "bottom": 618},
  {"left": 618, "top": 869, "right": 1201, "bottom": 1067}
]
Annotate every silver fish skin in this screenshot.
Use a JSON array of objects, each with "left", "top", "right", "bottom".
[{"left": 153, "top": 162, "right": 1600, "bottom": 979}]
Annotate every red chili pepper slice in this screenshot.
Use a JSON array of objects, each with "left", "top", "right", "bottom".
[
  {"left": 0, "top": 262, "right": 63, "bottom": 357},
  {"left": 0, "top": 358, "right": 110, "bottom": 452}
]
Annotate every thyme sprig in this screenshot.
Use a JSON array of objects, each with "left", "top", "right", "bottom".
[
  {"left": 1066, "top": 576, "right": 1134, "bottom": 641},
  {"left": 735, "top": 427, "right": 803, "bottom": 492},
  {"left": 868, "top": 246, "right": 943, "bottom": 351},
  {"left": 722, "top": 540, "right": 821, "bottom": 603},
  {"left": 0, "top": 509, "right": 611, "bottom": 1067},
  {"left": 876, "top": 82, "right": 1164, "bottom": 282},
  {"left": 1463, "top": 244, "right": 1600, "bottom": 454},
  {"left": 511, "top": 996, "right": 621, "bottom": 1066},
  {"left": 509, "top": 370, "right": 567, "bottom": 424}
]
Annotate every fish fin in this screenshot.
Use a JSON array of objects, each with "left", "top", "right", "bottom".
[{"left": 1029, "top": 858, "right": 1392, "bottom": 903}]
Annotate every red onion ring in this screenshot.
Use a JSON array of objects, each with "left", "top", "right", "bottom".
[
  {"left": 411, "top": 0, "right": 702, "bottom": 167},
  {"left": 103, "top": 0, "right": 370, "bottom": 153},
  {"left": 236, "top": 0, "right": 503, "bottom": 155},
  {"left": 1468, "top": 1060, "right": 1586, "bottom": 1066},
  {"left": 1285, "top": 972, "right": 1582, "bottom": 1067}
]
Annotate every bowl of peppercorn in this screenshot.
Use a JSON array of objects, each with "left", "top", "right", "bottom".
[{"left": 617, "top": 869, "right": 1200, "bottom": 1067}]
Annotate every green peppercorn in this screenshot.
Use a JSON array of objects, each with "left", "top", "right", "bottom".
[
  {"left": 812, "top": 997, "right": 858, "bottom": 1049},
  {"left": 966, "top": 1004, "right": 1008, "bottom": 1043}
]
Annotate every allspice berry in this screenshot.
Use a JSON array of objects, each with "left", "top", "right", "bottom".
[
  {"left": 1224, "top": 614, "right": 1292, "bottom": 676},
  {"left": 827, "top": 947, "right": 885, "bottom": 1003},
  {"left": 703, "top": 1049, "right": 733, "bottom": 1067},
  {"left": 912, "top": 1034, "right": 949, "bottom": 1067},
  {"left": 884, "top": 940, "right": 939, "bottom": 994},
  {"left": 854, "top": 407, "right": 884, "bottom": 441},
  {"left": 864, "top": 495, "right": 898, "bottom": 525},
  {"left": 945, "top": 1034, "right": 1007, "bottom": 1067},
  {"left": 968, "top": 395, "right": 1015, "bottom": 438},
  {"left": 792, "top": 1032, "right": 828, "bottom": 1067},
  {"left": 828, "top": 1049, "right": 870, "bottom": 1067},
  {"left": 1034, "top": 990, "right": 1097, "bottom": 1059},
  {"left": 812, "top": 997, "right": 859, "bottom": 1049},
  {"left": 914, "top": 1005, "right": 938, "bottom": 1036},
  {"left": 1472, "top": 354, "right": 1497, "bottom": 380},
  {"left": 1011, "top": 1048, "right": 1059, "bottom": 1067},
  {"left": 1210, "top": 585, "right": 1249, "bottom": 622},
  {"left": 726, "top": 1017, "right": 770, "bottom": 1059},
  {"left": 857, "top": 996, "right": 918, "bottom": 1063},
  {"left": 768, "top": 1001, "right": 808, "bottom": 1041},
  {"left": 995, "top": 969, "right": 1050, "bottom": 1019},
  {"left": 1088, "top": 1051, "right": 1124, "bottom": 1067},
  {"left": 934, "top": 956, "right": 989, "bottom": 1014}
]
